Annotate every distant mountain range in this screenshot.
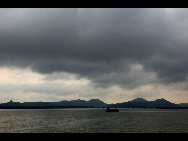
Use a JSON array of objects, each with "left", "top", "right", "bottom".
[
  {"left": 0, "top": 99, "right": 107, "bottom": 108},
  {"left": 110, "top": 98, "right": 179, "bottom": 108},
  {"left": 0, "top": 98, "right": 187, "bottom": 109}
]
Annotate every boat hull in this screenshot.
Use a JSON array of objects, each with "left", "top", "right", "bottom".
[{"left": 105, "top": 108, "right": 119, "bottom": 112}]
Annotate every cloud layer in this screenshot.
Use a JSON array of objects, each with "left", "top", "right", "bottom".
[{"left": 1, "top": 8, "right": 188, "bottom": 103}]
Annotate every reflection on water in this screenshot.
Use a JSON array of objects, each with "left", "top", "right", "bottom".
[{"left": 0, "top": 108, "right": 188, "bottom": 133}]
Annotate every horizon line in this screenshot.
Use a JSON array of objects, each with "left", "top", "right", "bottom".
[{"left": 1, "top": 98, "right": 186, "bottom": 105}]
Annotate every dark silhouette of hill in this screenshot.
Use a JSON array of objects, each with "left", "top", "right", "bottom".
[
  {"left": 110, "top": 98, "right": 179, "bottom": 108},
  {"left": 149, "top": 98, "right": 178, "bottom": 108},
  {"left": 179, "top": 103, "right": 188, "bottom": 107},
  {"left": 129, "top": 98, "right": 148, "bottom": 103},
  {"left": 0, "top": 99, "right": 107, "bottom": 108},
  {"left": 0, "top": 98, "right": 182, "bottom": 109}
]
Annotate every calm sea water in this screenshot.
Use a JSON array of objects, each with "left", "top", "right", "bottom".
[{"left": 0, "top": 108, "right": 188, "bottom": 133}]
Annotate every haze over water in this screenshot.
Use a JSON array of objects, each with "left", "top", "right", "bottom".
[{"left": 1, "top": 108, "right": 188, "bottom": 133}]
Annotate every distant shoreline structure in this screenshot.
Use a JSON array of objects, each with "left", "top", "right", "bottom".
[
  {"left": 0, "top": 105, "right": 93, "bottom": 109},
  {"left": 0, "top": 98, "right": 188, "bottom": 109}
]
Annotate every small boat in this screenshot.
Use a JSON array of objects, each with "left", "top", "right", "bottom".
[{"left": 105, "top": 108, "right": 119, "bottom": 112}]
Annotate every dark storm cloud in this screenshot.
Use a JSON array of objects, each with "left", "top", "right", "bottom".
[{"left": 1, "top": 8, "right": 188, "bottom": 88}]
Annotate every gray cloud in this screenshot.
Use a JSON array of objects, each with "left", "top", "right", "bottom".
[
  {"left": 1, "top": 8, "right": 188, "bottom": 89},
  {"left": 0, "top": 82, "right": 85, "bottom": 96}
]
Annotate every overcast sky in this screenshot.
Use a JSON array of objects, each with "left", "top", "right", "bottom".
[{"left": 1, "top": 8, "right": 188, "bottom": 104}]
